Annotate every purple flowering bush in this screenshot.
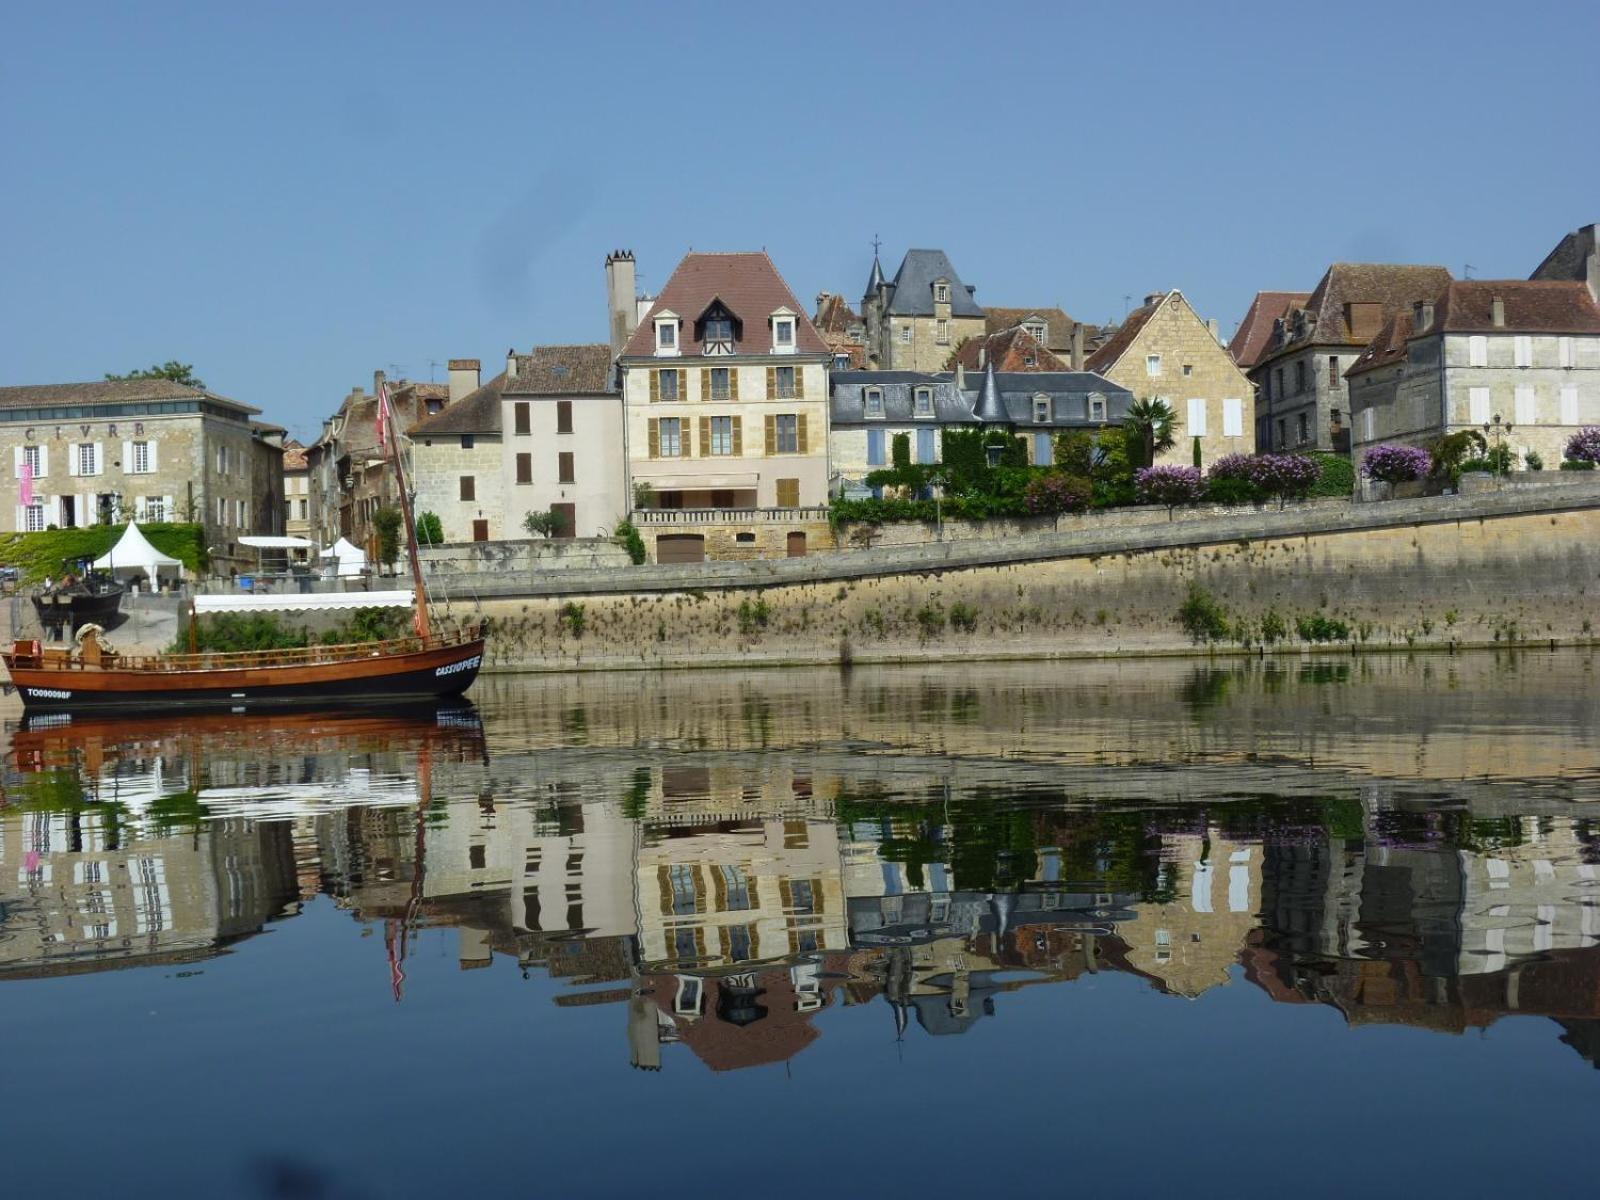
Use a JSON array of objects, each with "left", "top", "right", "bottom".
[
  {"left": 1360, "top": 444, "right": 1432, "bottom": 483},
  {"left": 1136, "top": 465, "right": 1205, "bottom": 516},
  {"left": 1565, "top": 427, "right": 1600, "bottom": 464},
  {"left": 1204, "top": 452, "right": 1320, "bottom": 507},
  {"left": 1023, "top": 472, "right": 1092, "bottom": 516}
]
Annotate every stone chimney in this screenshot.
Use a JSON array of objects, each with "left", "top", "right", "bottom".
[
  {"left": 506, "top": 347, "right": 517, "bottom": 378},
  {"left": 956, "top": 361, "right": 966, "bottom": 388},
  {"left": 1207, "top": 318, "right": 1220, "bottom": 342},
  {"left": 605, "top": 250, "right": 639, "bottom": 359},
  {"left": 1144, "top": 292, "right": 1165, "bottom": 308},
  {"left": 977, "top": 343, "right": 988, "bottom": 369},
  {"left": 1070, "top": 321, "right": 1085, "bottom": 371},
  {"left": 448, "top": 359, "right": 481, "bottom": 403},
  {"left": 373, "top": 369, "right": 386, "bottom": 396},
  {"left": 1491, "top": 296, "right": 1506, "bottom": 327},
  {"left": 1413, "top": 300, "right": 1434, "bottom": 333}
]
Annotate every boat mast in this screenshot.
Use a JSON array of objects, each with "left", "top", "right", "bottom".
[{"left": 382, "top": 388, "right": 432, "bottom": 639}]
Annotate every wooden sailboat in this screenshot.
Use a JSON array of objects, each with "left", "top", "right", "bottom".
[{"left": 2, "top": 385, "right": 485, "bottom": 713}]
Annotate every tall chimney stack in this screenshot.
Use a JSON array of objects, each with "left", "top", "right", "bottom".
[
  {"left": 448, "top": 359, "right": 481, "bottom": 404},
  {"left": 1491, "top": 296, "right": 1506, "bottom": 327},
  {"left": 606, "top": 250, "right": 639, "bottom": 360},
  {"left": 1070, "top": 322, "right": 1085, "bottom": 371}
]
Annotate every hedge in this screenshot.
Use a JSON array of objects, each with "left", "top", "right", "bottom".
[{"left": 0, "top": 523, "right": 207, "bottom": 583}]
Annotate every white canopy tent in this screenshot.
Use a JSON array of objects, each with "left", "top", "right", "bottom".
[
  {"left": 90, "top": 522, "right": 184, "bottom": 581},
  {"left": 319, "top": 537, "right": 368, "bottom": 578}
]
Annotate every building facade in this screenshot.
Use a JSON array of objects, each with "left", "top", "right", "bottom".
[
  {"left": 282, "top": 440, "right": 313, "bottom": 563},
  {"left": 409, "top": 362, "right": 506, "bottom": 543},
  {"left": 861, "top": 249, "right": 987, "bottom": 371},
  {"left": 1084, "top": 290, "right": 1255, "bottom": 467},
  {"left": 1250, "top": 264, "right": 1452, "bottom": 452}
]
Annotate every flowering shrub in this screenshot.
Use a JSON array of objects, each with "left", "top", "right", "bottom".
[
  {"left": 1565, "top": 427, "right": 1600, "bottom": 463},
  {"left": 1023, "top": 472, "right": 1092, "bottom": 515},
  {"left": 1136, "top": 465, "right": 1205, "bottom": 515},
  {"left": 1204, "top": 452, "right": 1320, "bottom": 506},
  {"left": 1360, "top": 444, "right": 1432, "bottom": 483}
]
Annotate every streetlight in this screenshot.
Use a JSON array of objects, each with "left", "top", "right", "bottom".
[{"left": 1483, "top": 413, "right": 1515, "bottom": 479}]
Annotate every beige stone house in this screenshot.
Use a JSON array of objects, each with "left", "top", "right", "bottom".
[
  {"left": 282, "top": 440, "right": 313, "bottom": 565},
  {"left": 861, "top": 248, "right": 987, "bottom": 371},
  {"left": 409, "top": 364, "right": 506, "bottom": 543},
  {"left": 0, "top": 378, "right": 284, "bottom": 570},
  {"left": 617, "top": 251, "right": 833, "bottom": 562},
  {"left": 1084, "top": 290, "right": 1255, "bottom": 467}
]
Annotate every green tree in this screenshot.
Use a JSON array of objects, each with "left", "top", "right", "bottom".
[
  {"left": 1124, "top": 398, "right": 1177, "bottom": 468},
  {"left": 523, "top": 509, "right": 559, "bottom": 538},
  {"left": 416, "top": 511, "right": 444, "bottom": 546},
  {"left": 106, "top": 361, "right": 205, "bottom": 388},
  {"left": 372, "top": 506, "right": 402, "bottom": 568}
]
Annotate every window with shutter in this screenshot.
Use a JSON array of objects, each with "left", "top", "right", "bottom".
[
  {"left": 460, "top": 476, "right": 476, "bottom": 502},
  {"left": 1514, "top": 385, "right": 1537, "bottom": 425},
  {"left": 775, "top": 366, "right": 797, "bottom": 399},
  {"left": 558, "top": 452, "right": 575, "bottom": 483},
  {"left": 867, "top": 429, "right": 885, "bottom": 466},
  {"left": 658, "top": 370, "right": 680, "bottom": 402},
  {"left": 1514, "top": 336, "right": 1533, "bottom": 367},
  {"left": 132, "top": 441, "right": 152, "bottom": 473},
  {"left": 1561, "top": 386, "right": 1579, "bottom": 425},
  {"left": 1469, "top": 336, "right": 1488, "bottom": 367},
  {"left": 710, "top": 417, "right": 732, "bottom": 455},
  {"left": 516, "top": 453, "right": 532, "bottom": 484},
  {"left": 1559, "top": 337, "right": 1573, "bottom": 368},
  {"left": 1469, "top": 387, "right": 1491, "bottom": 424},
  {"left": 776, "top": 478, "right": 800, "bottom": 507},
  {"left": 514, "top": 402, "right": 531, "bottom": 434},
  {"left": 557, "top": 401, "right": 573, "bottom": 433},
  {"left": 774, "top": 414, "right": 798, "bottom": 454},
  {"left": 1223, "top": 398, "right": 1243, "bottom": 437},
  {"left": 710, "top": 368, "right": 731, "bottom": 401},
  {"left": 1186, "top": 398, "right": 1208, "bottom": 437}
]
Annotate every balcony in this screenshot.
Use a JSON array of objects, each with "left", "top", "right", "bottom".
[{"left": 633, "top": 507, "right": 831, "bottom": 526}]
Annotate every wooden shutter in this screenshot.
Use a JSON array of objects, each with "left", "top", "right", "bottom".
[
  {"left": 700, "top": 369, "right": 710, "bottom": 402},
  {"left": 797, "top": 414, "right": 809, "bottom": 454},
  {"left": 516, "top": 452, "right": 532, "bottom": 484},
  {"left": 698, "top": 417, "right": 711, "bottom": 457},
  {"left": 764, "top": 414, "right": 777, "bottom": 456},
  {"left": 649, "top": 371, "right": 659, "bottom": 402},
  {"left": 728, "top": 368, "right": 740, "bottom": 401},
  {"left": 731, "top": 416, "right": 743, "bottom": 456},
  {"left": 675, "top": 369, "right": 686, "bottom": 400},
  {"left": 766, "top": 367, "right": 777, "bottom": 399},
  {"left": 793, "top": 367, "right": 804, "bottom": 400},
  {"left": 777, "top": 478, "right": 799, "bottom": 507},
  {"left": 559, "top": 452, "right": 574, "bottom": 483},
  {"left": 681, "top": 419, "right": 693, "bottom": 458},
  {"left": 648, "top": 418, "right": 660, "bottom": 458}
]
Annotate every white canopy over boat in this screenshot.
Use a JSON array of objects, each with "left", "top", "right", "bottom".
[
  {"left": 319, "top": 537, "right": 368, "bottom": 577},
  {"left": 90, "top": 522, "right": 183, "bottom": 579},
  {"left": 193, "top": 590, "right": 414, "bottom": 614}
]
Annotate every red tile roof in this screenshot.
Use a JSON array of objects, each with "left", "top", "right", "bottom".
[
  {"left": 1267, "top": 264, "right": 1451, "bottom": 361},
  {"left": 1343, "top": 310, "right": 1415, "bottom": 378},
  {"left": 1229, "top": 291, "right": 1311, "bottom": 367},
  {"left": 1431, "top": 279, "right": 1600, "bottom": 334},
  {"left": 1084, "top": 298, "right": 1162, "bottom": 373},
  {"left": 620, "top": 252, "right": 830, "bottom": 358},
  {"left": 814, "top": 292, "right": 861, "bottom": 335},
  {"left": 953, "top": 326, "right": 1067, "bottom": 372}
]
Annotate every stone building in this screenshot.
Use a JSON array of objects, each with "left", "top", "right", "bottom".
[
  {"left": 828, "top": 361, "right": 1135, "bottom": 489},
  {"left": 860, "top": 248, "right": 987, "bottom": 371},
  {"left": 1084, "top": 289, "right": 1255, "bottom": 467},
  {"left": 981, "top": 306, "right": 1090, "bottom": 369},
  {"left": 952, "top": 326, "right": 1067, "bottom": 373},
  {"left": 500, "top": 344, "right": 623, "bottom": 541},
  {"left": 282, "top": 439, "right": 313, "bottom": 564},
  {"left": 813, "top": 291, "right": 867, "bottom": 369},
  {"left": 1345, "top": 278, "right": 1600, "bottom": 468},
  {"left": 1250, "top": 264, "right": 1452, "bottom": 452},
  {"left": 409, "top": 360, "right": 506, "bottom": 543},
  {"left": 0, "top": 378, "right": 284, "bottom": 569},
  {"left": 617, "top": 251, "right": 833, "bottom": 563}
]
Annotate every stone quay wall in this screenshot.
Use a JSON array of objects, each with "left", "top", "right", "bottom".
[{"left": 430, "top": 479, "right": 1600, "bottom": 672}]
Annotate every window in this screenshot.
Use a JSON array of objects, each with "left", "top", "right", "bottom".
[
  {"left": 776, "top": 478, "right": 800, "bottom": 507},
  {"left": 1329, "top": 355, "right": 1341, "bottom": 385},
  {"left": 1468, "top": 335, "right": 1489, "bottom": 367},
  {"left": 833, "top": 353, "right": 851, "bottom": 370},
  {"left": 710, "top": 367, "right": 731, "bottom": 400},
  {"left": 1180, "top": 364, "right": 1192, "bottom": 378},
  {"left": 1187, "top": 398, "right": 1208, "bottom": 438},
  {"left": 934, "top": 281, "right": 950, "bottom": 303},
  {"left": 1561, "top": 386, "right": 1579, "bottom": 425},
  {"left": 916, "top": 427, "right": 936, "bottom": 464},
  {"left": 131, "top": 441, "right": 153, "bottom": 473},
  {"left": 22, "top": 445, "right": 42, "bottom": 477},
  {"left": 866, "top": 428, "right": 886, "bottom": 466},
  {"left": 76, "top": 444, "right": 98, "bottom": 476},
  {"left": 1032, "top": 431, "right": 1053, "bottom": 465},
  {"left": 1088, "top": 394, "right": 1107, "bottom": 423},
  {"left": 1294, "top": 361, "right": 1306, "bottom": 393},
  {"left": 864, "top": 388, "right": 884, "bottom": 418},
  {"left": 216, "top": 445, "right": 228, "bottom": 474},
  {"left": 1469, "top": 386, "right": 1491, "bottom": 425},
  {"left": 774, "top": 366, "right": 797, "bottom": 399},
  {"left": 556, "top": 400, "right": 573, "bottom": 434},
  {"left": 516, "top": 453, "right": 532, "bottom": 484},
  {"left": 461, "top": 434, "right": 475, "bottom": 450},
  {"left": 1033, "top": 396, "right": 1050, "bottom": 423},
  {"left": 1276, "top": 418, "right": 1286, "bottom": 448},
  {"left": 513, "top": 402, "right": 531, "bottom": 435},
  {"left": 774, "top": 319, "right": 793, "bottom": 347},
  {"left": 558, "top": 451, "right": 575, "bottom": 482},
  {"left": 237, "top": 499, "right": 248, "bottom": 528},
  {"left": 913, "top": 387, "right": 933, "bottom": 417},
  {"left": 216, "top": 496, "right": 227, "bottom": 525},
  {"left": 936, "top": 319, "right": 949, "bottom": 344},
  {"left": 1223, "top": 397, "right": 1243, "bottom": 438},
  {"left": 23, "top": 503, "right": 44, "bottom": 532},
  {"left": 1559, "top": 337, "right": 1573, "bottom": 368},
  {"left": 298, "top": 498, "right": 307, "bottom": 520},
  {"left": 1296, "top": 412, "right": 1308, "bottom": 444},
  {"left": 657, "top": 320, "right": 677, "bottom": 350},
  {"left": 720, "top": 865, "right": 752, "bottom": 912},
  {"left": 1274, "top": 367, "right": 1285, "bottom": 398},
  {"left": 774, "top": 414, "right": 799, "bottom": 454},
  {"left": 669, "top": 864, "right": 699, "bottom": 915},
  {"left": 710, "top": 416, "right": 733, "bottom": 455},
  {"left": 705, "top": 316, "right": 734, "bottom": 343},
  {"left": 1331, "top": 408, "right": 1342, "bottom": 428},
  {"left": 658, "top": 417, "right": 682, "bottom": 457},
  {"left": 1514, "top": 335, "right": 1533, "bottom": 367},
  {"left": 900, "top": 326, "right": 912, "bottom": 344},
  {"left": 1146, "top": 354, "right": 1162, "bottom": 377},
  {"left": 1514, "top": 385, "right": 1536, "bottom": 425},
  {"left": 460, "top": 475, "right": 475, "bottom": 501},
  {"left": 1024, "top": 322, "right": 1047, "bottom": 344},
  {"left": 1361, "top": 407, "right": 1375, "bottom": 441}
]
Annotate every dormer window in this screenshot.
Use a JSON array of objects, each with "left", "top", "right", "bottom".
[
  {"left": 913, "top": 387, "right": 934, "bottom": 417},
  {"left": 706, "top": 317, "right": 732, "bottom": 341},
  {"left": 1033, "top": 395, "right": 1050, "bottom": 423},
  {"left": 1088, "top": 393, "right": 1107, "bottom": 423},
  {"left": 865, "top": 387, "right": 884, "bottom": 418},
  {"left": 770, "top": 307, "right": 797, "bottom": 355},
  {"left": 654, "top": 311, "right": 681, "bottom": 357},
  {"left": 1024, "top": 322, "right": 1047, "bottom": 344},
  {"left": 933, "top": 280, "right": 950, "bottom": 303},
  {"left": 697, "top": 300, "right": 740, "bottom": 356}
]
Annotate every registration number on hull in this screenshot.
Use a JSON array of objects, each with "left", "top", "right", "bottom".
[{"left": 26, "top": 687, "right": 73, "bottom": 701}]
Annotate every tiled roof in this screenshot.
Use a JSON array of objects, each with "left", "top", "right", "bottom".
[
  {"left": 1260, "top": 264, "right": 1452, "bottom": 363},
  {"left": 983, "top": 307, "right": 1077, "bottom": 353},
  {"left": 1084, "top": 297, "right": 1163, "bottom": 373},
  {"left": 1229, "top": 291, "right": 1311, "bottom": 367},
  {"left": 409, "top": 373, "right": 506, "bottom": 437},
  {"left": 1343, "top": 311, "right": 1415, "bottom": 377},
  {"left": 823, "top": 335, "right": 867, "bottom": 368},
  {"left": 1431, "top": 279, "right": 1600, "bottom": 334},
  {"left": 0, "top": 378, "right": 259, "bottom": 414},
  {"left": 505, "top": 344, "right": 614, "bottom": 394},
  {"left": 282, "top": 443, "right": 310, "bottom": 471},
  {"left": 953, "top": 326, "right": 1067, "bottom": 372},
  {"left": 814, "top": 292, "right": 862, "bottom": 335},
  {"left": 883, "top": 249, "right": 984, "bottom": 317},
  {"left": 620, "top": 252, "right": 830, "bottom": 358}
]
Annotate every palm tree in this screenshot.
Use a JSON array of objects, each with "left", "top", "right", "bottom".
[{"left": 1124, "top": 398, "right": 1177, "bottom": 468}]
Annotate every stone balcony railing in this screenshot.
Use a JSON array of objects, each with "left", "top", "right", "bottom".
[{"left": 632, "top": 507, "right": 832, "bottom": 526}]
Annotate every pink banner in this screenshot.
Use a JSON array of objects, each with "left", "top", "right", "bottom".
[{"left": 19, "top": 460, "right": 33, "bottom": 508}]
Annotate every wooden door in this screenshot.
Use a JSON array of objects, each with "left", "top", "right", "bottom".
[
  {"left": 472, "top": 520, "right": 489, "bottom": 542},
  {"left": 656, "top": 534, "right": 705, "bottom": 564},
  {"left": 551, "top": 503, "right": 576, "bottom": 539},
  {"left": 786, "top": 532, "right": 807, "bottom": 558}
]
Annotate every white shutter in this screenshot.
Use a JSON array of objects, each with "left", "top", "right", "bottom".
[
  {"left": 1469, "top": 387, "right": 1491, "bottom": 424},
  {"left": 164, "top": 494, "right": 174, "bottom": 522},
  {"left": 1362, "top": 407, "right": 1375, "bottom": 441},
  {"left": 1222, "top": 398, "right": 1243, "bottom": 437},
  {"left": 68, "top": 445, "right": 80, "bottom": 477},
  {"left": 92, "top": 442, "right": 104, "bottom": 475},
  {"left": 148, "top": 440, "right": 158, "bottom": 473},
  {"left": 1514, "top": 385, "right": 1536, "bottom": 426},
  {"left": 1514, "top": 336, "right": 1532, "bottom": 367},
  {"left": 134, "top": 496, "right": 147, "bottom": 521},
  {"left": 14, "top": 506, "right": 23, "bottom": 532},
  {"left": 1561, "top": 386, "right": 1579, "bottom": 426},
  {"left": 121, "top": 440, "right": 133, "bottom": 473},
  {"left": 12, "top": 447, "right": 21, "bottom": 477},
  {"left": 1559, "top": 337, "right": 1573, "bottom": 368},
  {"left": 1469, "top": 335, "right": 1488, "bottom": 367},
  {"left": 51, "top": 497, "right": 62, "bottom": 527},
  {"left": 38, "top": 446, "right": 48, "bottom": 478},
  {"left": 1186, "top": 398, "right": 1207, "bottom": 437}
]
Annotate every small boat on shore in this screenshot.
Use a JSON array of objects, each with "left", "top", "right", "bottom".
[{"left": 31, "top": 572, "right": 124, "bottom": 639}]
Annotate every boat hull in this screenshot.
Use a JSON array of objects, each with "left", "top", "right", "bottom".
[{"left": 3, "top": 637, "right": 486, "bottom": 713}]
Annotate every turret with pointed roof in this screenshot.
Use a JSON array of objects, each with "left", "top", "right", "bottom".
[{"left": 973, "top": 361, "right": 1009, "bottom": 425}]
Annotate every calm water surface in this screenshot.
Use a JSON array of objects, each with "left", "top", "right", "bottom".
[{"left": 3, "top": 654, "right": 1599, "bottom": 1198}]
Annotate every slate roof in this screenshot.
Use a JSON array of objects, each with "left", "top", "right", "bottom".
[
  {"left": 1257, "top": 264, "right": 1452, "bottom": 364},
  {"left": 0, "top": 378, "right": 259, "bottom": 415},
  {"left": 1229, "top": 291, "right": 1311, "bottom": 367},
  {"left": 1084, "top": 297, "right": 1162, "bottom": 373},
  {"left": 1431, "top": 279, "right": 1600, "bottom": 334},
  {"left": 830, "top": 369, "right": 1133, "bottom": 428},
  {"left": 983, "top": 306, "right": 1077, "bottom": 354},
  {"left": 504, "top": 344, "right": 614, "bottom": 394},
  {"left": 967, "top": 370, "right": 1135, "bottom": 429},
  {"left": 882, "top": 249, "right": 984, "bottom": 317},
  {"left": 619, "top": 252, "right": 829, "bottom": 358},
  {"left": 953, "top": 326, "right": 1067, "bottom": 372},
  {"left": 829, "top": 372, "right": 974, "bottom": 424},
  {"left": 409, "top": 372, "right": 507, "bottom": 437},
  {"left": 973, "top": 363, "right": 1008, "bottom": 423},
  {"left": 1530, "top": 224, "right": 1597, "bottom": 282}
]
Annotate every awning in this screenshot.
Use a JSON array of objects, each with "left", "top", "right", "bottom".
[
  {"left": 239, "top": 535, "right": 318, "bottom": 549},
  {"left": 194, "top": 590, "right": 414, "bottom": 614},
  {"left": 652, "top": 474, "right": 761, "bottom": 489}
]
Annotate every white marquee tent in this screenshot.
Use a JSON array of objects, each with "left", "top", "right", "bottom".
[
  {"left": 319, "top": 537, "right": 368, "bottom": 578},
  {"left": 90, "top": 522, "right": 184, "bottom": 581}
]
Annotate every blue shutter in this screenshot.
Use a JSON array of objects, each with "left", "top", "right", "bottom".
[
  {"left": 866, "top": 429, "right": 885, "bottom": 466},
  {"left": 916, "top": 429, "right": 936, "bottom": 463}
]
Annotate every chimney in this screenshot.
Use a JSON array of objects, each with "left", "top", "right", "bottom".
[
  {"left": 373, "top": 369, "right": 386, "bottom": 396},
  {"left": 815, "top": 291, "right": 831, "bottom": 317},
  {"left": 965, "top": 284, "right": 976, "bottom": 297},
  {"left": 978, "top": 343, "right": 988, "bottom": 369},
  {"left": 1418, "top": 301, "right": 1434, "bottom": 333},
  {"left": 448, "top": 358, "right": 481, "bottom": 403},
  {"left": 1144, "top": 292, "right": 1165, "bottom": 308},
  {"left": 1491, "top": 295, "right": 1505, "bottom": 327},
  {"left": 1207, "top": 318, "right": 1220, "bottom": 342},
  {"left": 506, "top": 347, "right": 516, "bottom": 378},
  {"left": 1070, "top": 321, "right": 1085, "bottom": 371},
  {"left": 956, "top": 361, "right": 966, "bottom": 388},
  {"left": 605, "top": 250, "right": 639, "bottom": 359}
]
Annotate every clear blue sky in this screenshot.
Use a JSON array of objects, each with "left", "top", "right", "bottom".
[{"left": 4, "top": 1, "right": 1596, "bottom": 439}]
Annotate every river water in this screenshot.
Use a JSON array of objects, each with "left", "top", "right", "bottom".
[{"left": 3, "top": 653, "right": 1598, "bottom": 1197}]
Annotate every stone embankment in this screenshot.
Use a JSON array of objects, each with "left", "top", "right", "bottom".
[{"left": 425, "top": 479, "right": 1600, "bottom": 672}]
